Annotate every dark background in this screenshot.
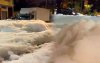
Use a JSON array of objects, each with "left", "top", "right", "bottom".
[
  {"left": 14, "top": 0, "right": 56, "bottom": 11},
  {"left": 14, "top": 0, "right": 100, "bottom": 12}
]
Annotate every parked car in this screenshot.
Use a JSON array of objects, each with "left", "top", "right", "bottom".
[
  {"left": 11, "top": 14, "right": 34, "bottom": 20},
  {"left": 56, "top": 8, "right": 78, "bottom": 15}
]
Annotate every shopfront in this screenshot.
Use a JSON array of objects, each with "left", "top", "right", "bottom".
[{"left": 0, "top": 0, "right": 13, "bottom": 20}]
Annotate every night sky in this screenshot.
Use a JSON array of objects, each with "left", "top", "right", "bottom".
[
  {"left": 14, "top": 0, "right": 100, "bottom": 12},
  {"left": 14, "top": 0, "right": 56, "bottom": 11}
]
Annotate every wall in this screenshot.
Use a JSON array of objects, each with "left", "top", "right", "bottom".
[{"left": 0, "top": 0, "right": 13, "bottom": 7}]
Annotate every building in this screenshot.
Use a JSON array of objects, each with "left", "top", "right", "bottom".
[{"left": 0, "top": 0, "right": 14, "bottom": 20}]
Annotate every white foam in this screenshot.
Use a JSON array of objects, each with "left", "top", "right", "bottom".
[
  {"left": 0, "top": 20, "right": 51, "bottom": 32},
  {"left": 0, "top": 20, "right": 54, "bottom": 60},
  {"left": 52, "top": 20, "right": 100, "bottom": 63},
  {"left": 3, "top": 43, "right": 54, "bottom": 63}
]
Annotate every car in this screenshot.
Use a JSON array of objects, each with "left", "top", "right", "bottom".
[
  {"left": 11, "top": 14, "right": 34, "bottom": 20},
  {"left": 56, "top": 8, "right": 78, "bottom": 15}
]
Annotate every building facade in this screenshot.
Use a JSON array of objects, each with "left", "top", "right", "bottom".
[{"left": 0, "top": 0, "right": 13, "bottom": 20}]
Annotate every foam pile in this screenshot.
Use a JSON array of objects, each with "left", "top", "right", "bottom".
[
  {"left": 0, "top": 20, "right": 52, "bottom": 32},
  {"left": 52, "top": 20, "right": 100, "bottom": 63},
  {"left": 3, "top": 42, "right": 54, "bottom": 63},
  {"left": 3, "top": 19, "right": 100, "bottom": 63},
  {"left": 0, "top": 20, "right": 54, "bottom": 60}
]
